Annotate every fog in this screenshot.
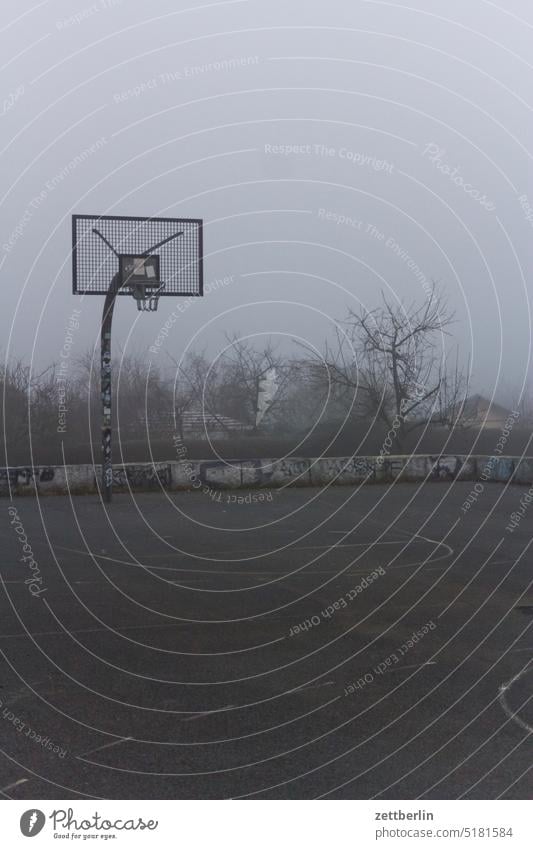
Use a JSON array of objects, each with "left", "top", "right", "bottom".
[{"left": 2, "top": 0, "right": 532, "bottom": 406}]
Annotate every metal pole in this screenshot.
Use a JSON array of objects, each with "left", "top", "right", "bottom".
[{"left": 100, "top": 273, "right": 121, "bottom": 503}]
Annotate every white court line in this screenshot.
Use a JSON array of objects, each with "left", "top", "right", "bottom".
[
  {"left": 489, "top": 559, "right": 530, "bottom": 567},
  {"left": 327, "top": 535, "right": 409, "bottom": 543},
  {"left": 0, "top": 608, "right": 444, "bottom": 642},
  {"left": 3, "top": 580, "right": 116, "bottom": 585},
  {"left": 425, "top": 558, "right": 524, "bottom": 573},
  {"left": 1, "top": 778, "right": 28, "bottom": 793},
  {"left": 181, "top": 706, "right": 236, "bottom": 722},
  {"left": 0, "top": 622, "right": 194, "bottom": 640},
  {"left": 340, "top": 663, "right": 437, "bottom": 692},
  {"left": 0, "top": 613, "right": 313, "bottom": 640},
  {"left": 77, "top": 737, "right": 133, "bottom": 759},
  {"left": 392, "top": 662, "right": 437, "bottom": 672},
  {"left": 53, "top": 539, "right": 452, "bottom": 578},
  {"left": 2, "top": 559, "right": 445, "bottom": 581},
  {"left": 294, "top": 680, "right": 335, "bottom": 692},
  {"left": 169, "top": 571, "right": 294, "bottom": 578},
  {"left": 56, "top": 536, "right": 450, "bottom": 563},
  {"left": 498, "top": 663, "right": 533, "bottom": 735}
]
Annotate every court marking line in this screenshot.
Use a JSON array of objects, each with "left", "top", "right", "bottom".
[
  {"left": 181, "top": 706, "right": 236, "bottom": 722},
  {"left": 0, "top": 611, "right": 440, "bottom": 642},
  {"left": 0, "top": 622, "right": 200, "bottom": 639},
  {"left": 424, "top": 557, "right": 523, "bottom": 573},
  {"left": 488, "top": 559, "right": 530, "bottom": 567},
  {"left": 3, "top": 578, "right": 256, "bottom": 585},
  {"left": 293, "top": 680, "right": 335, "bottom": 692},
  {"left": 0, "top": 612, "right": 306, "bottom": 640},
  {"left": 55, "top": 536, "right": 448, "bottom": 563},
  {"left": 0, "top": 560, "right": 438, "bottom": 581},
  {"left": 0, "top": 778, "right": 28, "bottom": 793},
  {"left": 340, "top": 662, "right": 437, "bottom": 691},
  {"left": 392, "top": 661, "right": 437, "bottom": 672},
  {"left": 327, "top": 535, "right": 409, "bottom": 543},
  {"left": 77, "top": 737, "right": 133, "bottom": 759},
  {"left": 50, "top": 539, "right": 452, "bottom": 579}
]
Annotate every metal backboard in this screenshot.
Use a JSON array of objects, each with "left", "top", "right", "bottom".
[{"left": 72, "top": 214, "right": 203, "bottom": 296}]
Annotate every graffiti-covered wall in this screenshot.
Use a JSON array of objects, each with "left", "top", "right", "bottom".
[{"left": 0, "top": 454, "right": 528, "bottom": 496}]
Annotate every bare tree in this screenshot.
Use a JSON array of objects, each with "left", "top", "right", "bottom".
[
  {"left": 115, "top": 354, "right": 171, "bottom": 438},
  {"left": 213, "top": 335, "right": 292, "bottom": 431},
  {"left": 437, "top": 346, "right": 471, "bottom": 430},
  {"left": 272, "top": 358, "right": 336, "bottom": 432},
  {"left": 307, "top": 283, "right": 467, "bottom": 450},
  {"left": 163, "top": 350, "right": 213, "bottom": 438},
  {"left": 70, "top": 350, "right": 174, "bottom": 443},
  {"left": 1, "top": 359, "right": 33, "bottom": 457},
  {"left": 1, "top": 358, "right": 89, "bottom": 462}
]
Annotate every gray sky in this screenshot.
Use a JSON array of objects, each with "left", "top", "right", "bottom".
[{"left": 2, "top": 0, "right": 532, "bottom": 404}]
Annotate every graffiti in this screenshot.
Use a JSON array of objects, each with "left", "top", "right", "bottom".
[
  {"left": 197, "top": 460, "right": 239, "bottom": 489},
  {"left": 277, "top": 458, "right": 308, "bottom": 476},
  {"left": 346, "top": 457, "right": 376, "bottom": 478},
  {"left": 346, "top": 456, "right": 374, "bottom": 478},
  {"left": 0, "top": 467, "right": 56, "bottom": 491},
  {"left": 240, "top": 459, "right": 274, "bottom": 487},
  {"left": 429, "top": 456, "right": 463, "bottom": 480},
  {"left": 112, "top": 464, "right": 171, "bottom": 490},
  {"left": 197, "top": 459, "right": 276, "bottom": 489},
  {"left": 272, "top": 458, "right": 311, "bottom": 486},
  {"left": 311, "top": 456, "right": 376, "bottom": 485},
  {"left": 480, "top": 456, "right": 514, "bottom": 482},
  {"left": 514, "top": 460, "right": 533, "bottom": 485},
  {"left": 379, "top": 457, "right": 405, "bottom": 480},
  {"left": 2, "top": 468, "right": 32, "bottom": 487},
  {"left": 2, "top": 454, "right": 533, "bottom": 497},
  {"left": 172, "top": 459, "right": 275, "bottom": 499}
]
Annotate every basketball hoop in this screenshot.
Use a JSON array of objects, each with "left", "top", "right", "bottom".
[
  {"left": 118, "top": 254, "right": 164, "bottom": 311},
  {"left": 72, "top": 213, "right": 203, "bottom": 502},
  {"left": 131, "top": 282, "right": 165, "bottom": 312}
]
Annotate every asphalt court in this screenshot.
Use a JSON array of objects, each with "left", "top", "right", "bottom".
[{"left": 0, "top": 481, "right": 532, "bottom": 799}]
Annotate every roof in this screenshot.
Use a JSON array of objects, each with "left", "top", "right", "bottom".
[
  {"left": 459, "top": 394, "right": 512, "bottom": 421},
  {"left": 138, "top": 409, "right": 251, "bottom": 434},
  {"left": 181, "top": 410, "right": 251, "bottom": 433}
]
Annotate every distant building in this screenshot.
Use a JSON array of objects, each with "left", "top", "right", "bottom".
[
  {"left": 290, "top": 359, "right": 328, "bottom": 386},
  {"left": 181, "top": 408, "right": 252, "bottom": 439},
  {"left": 451, "top": 394, "right": 513, "bottom": 429},
  {"left": 138, "top": 407, "right": 251, "bottom": 440}
]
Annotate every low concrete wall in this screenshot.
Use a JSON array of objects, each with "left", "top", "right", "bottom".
[{"left": 0, "top": 454, "right": 531, "bottom": 496}]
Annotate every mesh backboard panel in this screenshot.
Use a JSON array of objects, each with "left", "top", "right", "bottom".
[{"left": 72, "top": 214, "right": 203, "bottom": 296}]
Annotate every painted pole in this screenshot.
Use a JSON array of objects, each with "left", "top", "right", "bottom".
[{"left": 100, "top": 273, "right": 121, "bottom": 503}]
